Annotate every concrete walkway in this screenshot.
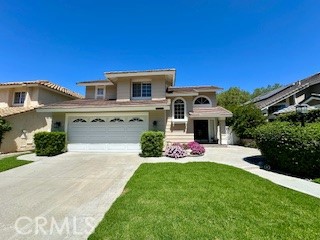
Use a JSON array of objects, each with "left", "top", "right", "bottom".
[{"left": 0, "top": 146, "right": 319, "bottom": 239}]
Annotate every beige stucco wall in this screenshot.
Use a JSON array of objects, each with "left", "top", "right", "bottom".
[
  {"left": 38, "top": 87, "right": 73, "bottom": 105},
  {"left": 1, "top": 111, "right": 52, "bottom": 153},
  {"left": 85, "top": 86, "right": 95, "bottom": 99},
  {"left": 0, "top": 87, "right": 40, "bottom": 107},
  {"left": 116, "top": 79, "right": 131, "bottom": 101},
  {"left": 149, "top": 110, "right": 166, "bottom": 131},
  {"left": 151, "top": 76, "right": 166, "bottom": 100},
  {"left": 0, "top": 89, "right": 10, "bottom": 107},
  {"left": 106, "top": 85, "right": 117, "bottom": 100},
  {"left": 51, "top": 113, "right": 66, "bottom": 132}
]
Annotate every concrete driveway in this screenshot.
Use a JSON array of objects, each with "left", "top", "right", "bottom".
[
  {"left": 1, "top": 146, "right": 319, "bottom": 239},
  {"left": 0, "top": 152, "right": 141, "bottom": 240}
]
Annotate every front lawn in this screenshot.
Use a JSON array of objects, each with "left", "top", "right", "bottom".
[
  {"left": 89, "top": 163, "right": 320, "bottom": 240},
  {"left": 0, "top": 155, "right": 32, "bottom": 172}
]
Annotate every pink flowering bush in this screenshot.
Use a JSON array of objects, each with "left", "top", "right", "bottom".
[
  {"left": 165, "top": 144, "right": 187, "bottom": 159},
  {"left": 187, "top": 141, "right": 205, "bottom": 155}
]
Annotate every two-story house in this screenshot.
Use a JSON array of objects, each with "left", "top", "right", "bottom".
[
  {"left": 250, "top": 72, "right": 320, "bottom": 118},
  {"left": 0, "top": 81, "right": 82, "bottom": 153},
  {"left": 38, "top": 69, "right": 232, "bottom": 152}
]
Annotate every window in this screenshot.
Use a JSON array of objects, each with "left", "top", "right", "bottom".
[
  {"left": 174, "top": 99, "right": 185, "bottom": 119},
  {"left": 13, "top": 92, "right": 26, "bottom": 105},
  {"left": 132, "top": 82, "right": 151, "bottom": 98},
  {"left": 91, "top": 118, "right": 105, "bottom": 122},
  {"left": 129, "top": 117, "right": 143, "bottom": 122},
  {"left": 73, "top": 118, "right": 87, "bottom": 122},
  {"left": 110, "top": 118, "right": 124, "bottom": 122},
  {"left": 95, "top": 87, "right": 105, "bottom": 99},
  {"left": 194, "top": 97, "right": 210, "bottom": 105}
]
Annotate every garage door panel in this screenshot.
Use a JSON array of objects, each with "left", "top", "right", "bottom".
[{"left": 67, "top": 114, "right": 148, "bottom": 152}]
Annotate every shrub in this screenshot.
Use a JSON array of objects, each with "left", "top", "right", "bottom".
[
  {"left": 0, "top": 117, "right": 12, "bottom": 146},
  {"left": 254, "top": 122, "right": 320, "bottom": 178},
  {"left": 140, "top": 131, "right": 164, "bottom": 157},
  {"left": 277, "top": 109, "right": 320, "bottom": 123},
  {"left": 187, "top": 141, "right": 205, "bottom": 155},
  {"left": 34, "top": 132, "right": 66, "bottom": 156},
  {"left": 230, "top": 104, "right": 266, "bottom": 139},
  {"left": 165, "top": 144, "right": 187, "bottom": 159}
]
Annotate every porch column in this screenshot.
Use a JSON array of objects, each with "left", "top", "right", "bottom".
[{"left": 218, "top": 118, "right": 228, "bottom": 145}]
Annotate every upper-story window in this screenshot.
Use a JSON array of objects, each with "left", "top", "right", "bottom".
[
  {"left": 132, "top": 82, "right": 151, "bottom": 99},
  {"left": 13, "top": 92, "right": 26, "bottom": 105},
  {"left": 173, "top": 98, "right": 186, "bottom": 120},
  {"left": 193, "top": 96, "right": 211, "bottom": 107},
  {"left": 95, "top": 87, "right": 105, "bottom": 99}
]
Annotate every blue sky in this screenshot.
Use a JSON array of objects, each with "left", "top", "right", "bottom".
[{"left": 1, "top": 0, "right": 320, "bottom": 95}]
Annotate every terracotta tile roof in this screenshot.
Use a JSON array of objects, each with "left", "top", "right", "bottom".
[
  {"left": 251, "top": 73, "right": 320, "bottom": 109},
  {"left": 40, "top": 99, "right": 170, "bottom": 109},
  {"left": 0, "top": 106, "right": 40, "bottom": 117},
  {"left": 167, "top": 86, "right": 222, "bottom": 93},
  {"left": 0, "top": 81, "right": 83, "bottom": 99},
  {"left": 189, "top": 107, "right": 232, "bottom": 118}
]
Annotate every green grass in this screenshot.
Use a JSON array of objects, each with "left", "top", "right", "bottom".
[
  {"left": 313, "top": 178, "right": 320, "bottom": 184},
  {"left": 0, "top": 155, "right": 32, "bottom": 172},
  {"left": 89, "top": 163, "right": 320, "bottom": 240}
]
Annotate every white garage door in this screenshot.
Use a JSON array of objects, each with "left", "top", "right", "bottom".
[{"left": 67, "top": 114, "right": 148, "bottom": 152}]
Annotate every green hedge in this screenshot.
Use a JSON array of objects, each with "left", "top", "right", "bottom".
[
  {"left": 278, "top": 109, "right": 320, "bottom": 123},
  {"left": 140, "top": 131, "right": 164, "bottom": 157},
  {"left": 254, "top": 122, "right": 320, "bottom": 178},
  {"left": 34, "top": 132, "right": 66, "bottom": 156}
]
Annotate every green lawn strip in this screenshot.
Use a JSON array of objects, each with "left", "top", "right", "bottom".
[
  {"left": 313, "top": 178, "right": 320, "bottom": 184},
  {"left": 0, "top": 155, "right": 32, "bottom": 172},
  {"left": 89, "top": 162, "right": 320, "bottom": 240}
]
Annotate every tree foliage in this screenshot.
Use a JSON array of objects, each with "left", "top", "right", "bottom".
[
  {"left": 0, "top": 118, "right": 12, "bottom": 146},
  {"left": 251, "top": 83, "right": 282, "bottom": 99},
  {"left": 217, "top": 87, "right": 251, "bottom": 112},
  {"left": 230, "top": 104, "right": 266, "bottom": 139}
]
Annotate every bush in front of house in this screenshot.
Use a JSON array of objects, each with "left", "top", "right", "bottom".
[
  {"left": 254, "top": 121, "right": 320, "bottom": 178},
  {"left": 34, "top": 132, "right": 66, "bottom": 156},
  {"left": 187, "top": 141, "right": 205, "bottom": 155},
  {"left": 277, "top": 109, "right": 320, "bottom": 124},
  {"left": 140, "top": 131, "right": 164, "bottom": 157},
  {"left": 230, "top": 104, "right": 266, "bottom": 139},
  {"left": 0, "top": 117, "right": 12, "bottom": 147},
  {"left": 165, "top": 144, "right": 187, "bottom": 159}
]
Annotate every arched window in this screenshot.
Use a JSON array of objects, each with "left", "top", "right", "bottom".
[
  {"left": 73, "top": 118, "right": 87, "bottom": 123},
  {"left": 173, "top": 99, "right": 185, "bottom": 119},
  {"left": 110, "top": 118, "right": 124, "bottom": 122},
  {"left": 193, "top": 96, "right": 211, "bottom": 107},
  {"left": 91, "top": 118, "right": 105, "bottom": 122},
  {"left": 129, "top": 117, "right": 143, "bottom": 122}
]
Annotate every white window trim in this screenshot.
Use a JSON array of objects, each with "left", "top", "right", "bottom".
[
  {"left": 13, "top": 91, "right": 26, "bottom": 106},
  {"left": 131, "top": 79, "right": 152, "bottom": 100},
  {"left": 95, "top": 86, "right": 105, "bottom": 99},
  {"left": 193, "top": 95, "right": 212, "bottom": 108},
  {"left": 172, "top": 97, "right": 188, "bottom": 123}
]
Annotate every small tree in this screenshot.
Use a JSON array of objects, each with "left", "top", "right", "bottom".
[
  {"left": 0, "top": 117, "right": 12, "bottom": 146},
  {"left": 217, "top": 87, "right": 251, "bottom": 112},
  {"left": 230, "top": 104, "right": 266, "bottom": 139}
]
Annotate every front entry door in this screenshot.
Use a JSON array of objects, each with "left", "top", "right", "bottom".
[{"left": 194, "top": 120, "right": 209, "bottom": 143}]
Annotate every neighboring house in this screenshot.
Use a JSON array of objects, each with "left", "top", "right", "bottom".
[
  {"left": 0, "top": 81, "right": 83, "bottom": 153},
  {"left": 38, "top": 69, "right": 232, "bottom": 152},
  {"left": 250, "top": 73, "right": 320, "bottom": 118}
]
